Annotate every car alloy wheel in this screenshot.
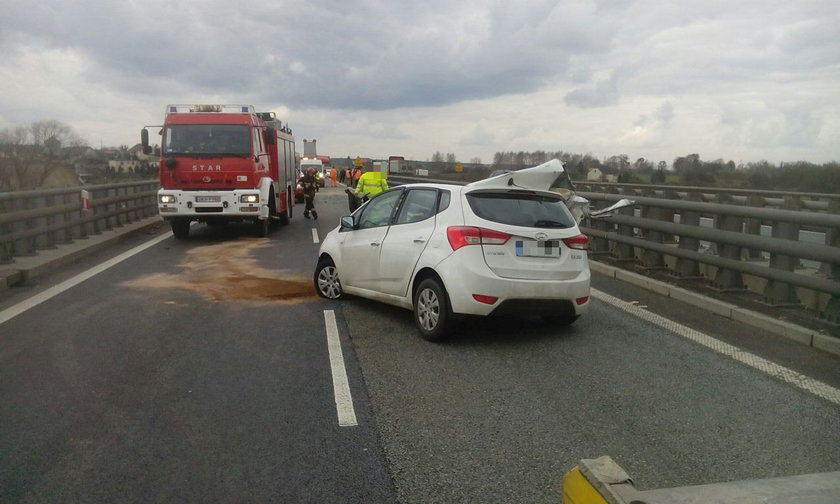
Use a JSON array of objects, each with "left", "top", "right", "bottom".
[
  {"left": 314, "top": 259, "right": 343, "bottom": 299},
  {"left": 414, "top": 278, "right": 451, "bottom": 342}
]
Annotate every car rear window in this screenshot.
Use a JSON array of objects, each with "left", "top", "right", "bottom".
[{"left": 465, "top": 191, "right": 577, "bottom": 228}]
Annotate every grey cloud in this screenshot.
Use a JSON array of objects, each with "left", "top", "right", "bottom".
[
  {"left": 656, "top": 102, "right": 674, "bottom": 126},
  {"left": 1, "top": 0, "right": 618, "bottom": 111},
  {"left": 780, "top": 110, "right": 823, "bottom": 148},
  {"left": 564, "top": 77, "right": 620, "bottom": 108},
  {"left": 747, "top": 109, "right": 824, "bottom": 148}
]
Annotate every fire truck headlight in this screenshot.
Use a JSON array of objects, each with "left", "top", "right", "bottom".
[
  {"left": 159, "top": 194, "right": 177, "bottom": 204},
  {"left": 239, "top": 194, "right": 259, "bottom": 203}
]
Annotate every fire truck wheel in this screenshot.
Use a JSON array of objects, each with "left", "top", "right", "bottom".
[
  {"left": 256, "top": 217, "right": 270, "bottom": 237},
  {"left": 256, "top": 196, "right": 275, "bottom": 237},
  {"left": 171, "top": 219, "right": 190, "bottom": 239},
  {"left": 314, "top": 258, "right": 343, "bottom": 299},
  {"left": 278, "top": 190, "right": 291, "bottom": 226}
]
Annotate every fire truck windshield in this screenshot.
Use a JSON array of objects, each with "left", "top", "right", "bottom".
[{"left": 163, "top": 125, "right": 251, "bottom": 157}]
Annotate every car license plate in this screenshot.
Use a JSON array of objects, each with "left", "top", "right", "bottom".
[
  {"left": 515, "top": 240, "right": 560, "bottom": 257},
  {"left": 195, "top": 196, "right": 221, "bottom": 203}
]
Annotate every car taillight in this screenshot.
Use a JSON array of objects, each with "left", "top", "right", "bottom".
[
  {"left": 562, "top": 234, "right": 589, "bottom": 250},
  {"left": 447, "top": 226, "right": 512, "bottom": 251}
]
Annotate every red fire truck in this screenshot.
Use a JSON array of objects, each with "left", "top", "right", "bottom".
[{"left": 141, "top": 104, "right": 297, "bottom": 238}]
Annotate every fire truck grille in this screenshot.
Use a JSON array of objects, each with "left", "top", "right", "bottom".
[{"left": 195, "top": 207, "right": 224, "bottom": 213}]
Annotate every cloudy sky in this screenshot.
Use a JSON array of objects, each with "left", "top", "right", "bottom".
[{"left": 1, "top": 0, "right": 838, "bottom": 165}]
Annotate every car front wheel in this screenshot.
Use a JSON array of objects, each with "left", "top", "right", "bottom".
[
  {"left": 413, "top": 278, "right": 452, "bottom": 342},
  {"left": 314, "top": 259, "right": 343, "bottom": 299}
]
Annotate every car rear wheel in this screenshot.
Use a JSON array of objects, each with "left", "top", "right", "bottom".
[
  {"left": 314, "top": 259, "right": 343, "bottom": 299},
  {"left": 414, "top": 278, "right": 452, "bottom": 342}
]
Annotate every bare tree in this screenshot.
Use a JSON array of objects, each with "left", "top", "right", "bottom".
[{"left": 0, "top": 120, "right": 86, "bottom": 190}]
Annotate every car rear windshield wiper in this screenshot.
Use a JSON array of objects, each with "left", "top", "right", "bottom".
[{"left": 533, "top": 219, "right": 571, "bottom": 228}]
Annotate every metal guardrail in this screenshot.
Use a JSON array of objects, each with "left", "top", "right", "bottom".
[
  {"left": 575, "top": 181, "right": 840, "bottom": 213},
  {"left": 388, "top": 174, "right": 840, "bottom": 322},
  {"left": 0, "top": 180, "right": 159, "bottom": 264}
]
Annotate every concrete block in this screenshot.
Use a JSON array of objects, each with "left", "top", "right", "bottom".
[
  {"left": 644, "top": 278, "right": 671, "bottom": 297},
  {"left": 669, "top": 287, "right": 734, "bottom": 318},
  {"left": 731, "top": 308, "right": 809, "bottom": 344},
  {"left": 0, "top": 268, "right": 24, "bottom": 290},
  {"left": 813, "top": 333, "right": 840, "bottom": 357},
  {"left": 588, "top": 260, "right": 615, "bottom": 278},
  {"left": 780, "top": 323, "right": 816, "bottom": 346},
  {"left": 615, "top": 268, "right": 650, "bottom": 289}
]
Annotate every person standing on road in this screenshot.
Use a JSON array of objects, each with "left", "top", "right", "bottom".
[
  {"left": 352, "top": 166, "right": 362, "bottom": 188},
  {"left": 297, "top": 166, "right": 319, "bottom": 219},
  {"left": 330, "top": 167, "right": 338, "bottom": 187},
  {"left": 355, "top": 167, "right": 389, "bottom": 198}
]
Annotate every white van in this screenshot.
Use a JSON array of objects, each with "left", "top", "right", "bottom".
[{"left": 300, "top": 158, "right": 324, "bottom": 187}]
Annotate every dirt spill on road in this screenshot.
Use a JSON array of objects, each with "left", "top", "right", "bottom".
[{"left": 123, "top": 238, "right": 317, "bottom": 304}]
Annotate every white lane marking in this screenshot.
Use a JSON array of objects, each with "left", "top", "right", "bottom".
[
  {"left": 311, "top": 228, "right": 319, "bottom": 243},
  {"left": 324, "top": 310, "right": 358, "bottom": 426},
  {"left": 592, "top": 288, "right": 840, "bottom": 407},
  {"left": 0, "top": 232, "right": 172, "bottom": 327}
]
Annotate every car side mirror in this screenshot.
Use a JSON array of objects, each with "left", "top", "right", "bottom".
[
  {"left": 340, "top": 215, "right": 355, "bottom": 230},
  {"left": 589, "top": 198, "right": 635, "bottom": 219}
]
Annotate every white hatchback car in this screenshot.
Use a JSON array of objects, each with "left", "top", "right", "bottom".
[{"left": 314, "top": 159, "right": 629, "bottom": 341}]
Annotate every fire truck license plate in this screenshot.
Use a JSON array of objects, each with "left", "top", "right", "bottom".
[{"left": 195, "top": 196, "right": 221, "bottom": 203}]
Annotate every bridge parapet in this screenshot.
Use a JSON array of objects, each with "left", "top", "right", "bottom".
[{"left": 0, "top": 181, "right": 158, "bottom": 266}]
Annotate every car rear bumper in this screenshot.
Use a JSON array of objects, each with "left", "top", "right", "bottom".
[{"left": 435, "top": 250, "right": 591, "bottom": 317}]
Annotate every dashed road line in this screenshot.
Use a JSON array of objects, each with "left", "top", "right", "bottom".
[
  {"left": 324, "top": 310, "right": 358, "bottom": 426},
  {"left": 592, "top": 288, "right": 840, "bottom": 407},
  {"left": 312, "top": 228, "right": 319, "bottom": 243}
]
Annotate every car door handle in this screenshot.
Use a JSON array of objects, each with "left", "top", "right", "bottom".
[
  {"left": 370, "top": 242, "right": 380, "bottom": 247},
  {"left": 413, "top": 238, "right": 426, "bottom": 243}
]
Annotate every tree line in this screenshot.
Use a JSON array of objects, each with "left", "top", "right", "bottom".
[
  {"left": 489, "top": 150, "right": 840, "bottom": 193},
  {"left": 0, "top": 120, "right": 157, "bottom": 192},
  {"left": 0, "top": 120, "right": 86, "bottom": 191}
]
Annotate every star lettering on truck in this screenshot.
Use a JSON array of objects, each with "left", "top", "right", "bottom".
[{"left": 191, "top": 165, "right": 222, "bottom": 171}]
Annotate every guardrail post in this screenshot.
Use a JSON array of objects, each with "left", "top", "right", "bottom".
[
  {"left": 15, "top": 194, "right": 36, "bottom": 257},
  {"left": 710, "top": 194, "right": 745, "bottom": 291},
  {"left": 0, "top": 195, "right": 11, "bottom": 263},
  {"left": 34, "top": 193, "right": 55, "bottom": 251},
  {"left": 819, "top": 200, "right": 839, "bottom": 280},
  {"left": 762, "top": 196, "right": 802, "bottom": 306},
  {"left": 91, "top": 187, "right": 103, "bottom": 235},
  {"left": 75, "top": 190, "right": 89, "bottom": 240},
  {"left": 639, "top": 189, "right": 665, "bottom": 269},
  {"left": 661, "top": 190, "right": 678, "bottom": 244},
  {"left": 588, "top": 189, "right": 617, "bottom": 255},
  {"left": 673, "top": 191, "right": 702, "bottom": 278},
  {"left": 612, "top": 188, "right": 635, "bottom": 262},
  {"left": 743, "top": 195, "right": 765, "bottom": 260},
  {"left": 106, "top": 186, "right": 117, "bottom": 230}
]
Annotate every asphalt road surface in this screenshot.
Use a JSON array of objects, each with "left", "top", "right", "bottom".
[{"left": 2, "top": 185, "right": 839, "bottom": 503}]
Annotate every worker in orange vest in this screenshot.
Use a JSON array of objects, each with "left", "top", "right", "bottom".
[{"left": 330, "top": 167, "right": 337, "bottom": 187}]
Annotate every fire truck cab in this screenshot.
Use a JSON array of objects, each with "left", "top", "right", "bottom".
[{"left": 142, "top": 104, "right": 296, "bottom": 238}]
